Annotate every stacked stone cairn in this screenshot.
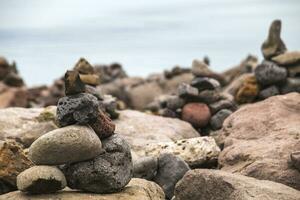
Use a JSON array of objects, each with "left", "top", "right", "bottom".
[
  {"left": 235, "top": 19, "right": 300, "bottom": 104},
  {"left": 15, "top": 69, "right": 133, "bottom": 194},
  {"left": 147, "top": 60, "right": 237, "bottom": 134}
]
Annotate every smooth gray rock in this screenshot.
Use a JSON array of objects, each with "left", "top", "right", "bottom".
[
  {"left": 63, "top": 134, "right": 133, "bottom": 193},
  {"left": 191, "top": 77, "right": 220, "bottom": 92},
  {"left": 196, "top": 90, "right": 222, "bottom": 104},
  {"left": 280, "top": 78, "right": 300, "bottom": 94},
  {"left": 57, "top": 93, "right": 99, "bottom": 127},
  {"left": 153, "top": 153, "right": 190, "bottom": 200},
  {"left": 28, "top": 125, "right": 102, "bottom": 165},
  {"left": 209, "top": 99, "right": 237, "bottom": 115},
  {"left": 258, "top": 85, "right": 279, "bottom": 100},
  {"left": 210, "top": 109, "right": 232, "bottom": 130},
  {"left": 17, "top": 166, "right": 66, "bottom": 194},
  {"left": 255, "top": 61, "right": 287, "bottom": 86},
  {"left": 133, "top": 156, "right": 158, "bottom": 180},
  {"left": 166, "top": 96, "right": 185, "bottom": 111},
  {"left": 177, "top": 83, "right": 198, "bottom": 99}
]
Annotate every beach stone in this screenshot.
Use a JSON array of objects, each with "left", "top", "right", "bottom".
[
  {"left": 0, "top": 141, "right": 33, "bottom": 194},
  {"left": 287, "top": 64, "right": 300, "bottom": 77},
  {"left": 219, "top": 93, "right": 300, "bottom": 190},
  {"left": 0, "top": 84, "right": 28, "bottom": 108},
  {"left": 79, "top": 74, "right": 100, "bottom": 86},
  {"left": 255, "top": 61, "right": 287, "bottom": 86},
  {"left": 191, "top": 77, "right": 220, "bottom": 92},
  {"left": 258, "top": 85, "right": 279, "bottom": 100},
  {"left": 210, "top": 109, "right": 232, "bottom": 130},
  {"left": 181, "top": 103, "right": 211, "bottom": 128},
  {"left": 291, "top": 152, "right": 300, "bottom": 171},
  {"left": 56, "top": 93, "right": 99, "bottom": 127},
  {"left": 159, "top": 108, "right": 177, "bottom": 118},
  {"left": 166, "top": 96, "right": 185, "bottom": 111},
  {"left": 114, "top": 110, "right": 199, "bottom": 154},
  {"left": 261, "top": 19, "right": 287, "bottom": 59},
  {"left": 133, "top": 156, "right": 158, "bottom": 180},
  {"left": 63, "top": 134, "right": 133, "bottom": 193},
  {"left": 177, "top": 83, "right": 198, "bottom": 99},
  {"left": 28, "top": 125, "right": 102, "bottom": 165},
  {"left": 235, "top": 74, "right": 259, "bottom": 104},
  {"left": 3, "top": 72, "right": 24, "bottom": 87},
  {"left": 64, "top": 70, "right": 85, "bottom": 95},
  {"left": 153, "top": 153, "right": 190, "bottom": 199},
  {"left": 138, "top": 137, "right": 220, "bottom": 168},
  {"left": 280, "top": 77, "right": 300, "bottom": 94},
  {"left": 196, "top": 90, "right": 222, "bottom": 104},
  {"left": 271, "top": 51, "right": 300, "bottom": 65},
  {"left": 0, "top": 178, "right": 165, "bottom": 200},
  {"left": 0, "top": 57, "right": 10, "bottom": 80},
  {"left": 17, "top": 166, "right": 66, "bottom": 194},
  {"left": 209, "top": 99, "right": 237, "bottom": 114},
  {"left": 174, "top": 169, "right": 300, "bottom": 200},
  {"left": 101, "top": 94, "right": 119, "bottom": 119},
  {"left": 89, "top": 109, "right": 115, "bottom": 139},
  {"left": 74, "top": 57, "right": 94, "bottom": 74}
]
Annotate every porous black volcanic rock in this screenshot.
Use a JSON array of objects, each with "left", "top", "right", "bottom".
[
  {"left": 64, "top": 70, "right": 85, "bottom": 96},
  {"left": 153, "top": 153, "right": 190, "bottom": 200},
  {"left": 191, "top": 77, "right": 220, "bottom": 92},
  {"left": 63, "top": 134, "right": 133, "bottom": 194},
  {"left": 210, "top": 109, "right": 232, "bottom": 130},
  {"left": 89, "top": 109, "right": 116, "bottom": 139},
  {"left": 56, "top": 93, "right": 99, "bottom": 127},
  {"left": 255, "top": 61, "right": 287, "bottom": 87},
  {"left": 258, "top": 85, "right": 279, "bottom": 100}
]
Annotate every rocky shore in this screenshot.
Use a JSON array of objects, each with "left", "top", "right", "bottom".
[{"left": 0, "top": 19, "right": 299, "bottom": 200}]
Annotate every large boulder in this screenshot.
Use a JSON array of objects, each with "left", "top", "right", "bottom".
[
  {"left": 0, "top": 107, "right": 57, "bottom": 148},
  {"left": 219, "top": 93, "right": 300, "bottom": 190},
  {"left": 0, "top": 178, "right": 165, "bottom": 200},
  {"left": 114, "top": 110, "right": 199, "bottom": 154},
  {"left": 174, "top": 169, "right": 300, "bottom": 200}
]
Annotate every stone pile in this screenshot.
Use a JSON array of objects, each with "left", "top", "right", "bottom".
[
  {"left": 15, "top": 70, "right": 134, "bottom": 195},
  {"left": 147, "top": 60, "right": 237, "bottom": 134}
]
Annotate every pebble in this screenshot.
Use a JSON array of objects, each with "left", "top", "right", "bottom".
[
  {"left": 255, "top": 61, "right": 287, "bottom": 86},
  {"left": 196, "top": 90, "right": 222, "bottom": 104},
  {"left": 166, "top": 96, "right": 185, "bottom": 111},
  {"left": 28, "top": 125, "right": 102, "bottom": 165},
  {"left": 56, "top": 93, "right": 99, "bottom": 127},
  {"left": 291, "top": 152, "right": 300, "bottom": 171},
  {"left": 209, "top": 99, "right": 237, "bottom": 115},
  {"left": 258, "top": 85, "right": 279, "bottom": 100},
  {"left": 63, "top": 134, "right": 133, "bottom": 193},
  {"left": 89, "top": 109, "right": 116, "bottom": 139},
  {"left": 191, "top": 77, "right": 220, "bottom": 92},
  {"left": 235, "top": 74, "right": 259, "bottom": 104},
  {"left": 153, "top": 153, "right": 190, "bottom": 200},
  {"left": 210, "top": 109, "right": 232, "bottom": 130},
  {"left": 17, "top": 166, "right": 66, "bottom": 194},
  {"left": 181, "top": 103, "right": 211, "bottom": 128},
  {"left": 280, "top": 78, "right": 300, "bottom": 94},
  {"left": 74, "top": 57, "right": 94, "bottom": 74},
  {"left": 133, "top": 156, "right": 158, "bottom": 180},
  {"left": 79, "top": 74, "right": 100, "bottom": 86},
  {"left": 64, "top": 70, "right": 85, "bottom": 96},
  {"left": 177, "top": 83, "right": 198, "bottom": 99}
]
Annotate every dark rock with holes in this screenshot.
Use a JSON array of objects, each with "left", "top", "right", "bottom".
[
  {"left": 17, "top": 166, "right": 66, "bottom": 194},
  {"left": 255, "top": 61, "right": 287, "bottom": 87},
  {"left": 177, "top": 83, "right": 198, "bottom": 99},
  {"left": 56, "top": 93, "right": 99, "bottom": 127},
  {"left": 191, "top": 77, "right": 220, "bottom": 92},
  {"left": 89, "top": 109, "right": 115, "bottom": 139},
  {"left": 64, "top": 70, "right": 85, "bottom": 96},
  {"left": 258, "top": 85, "right": 279, "bottom": 100},
  {"left": 133, "top": 156, "right": 158, "bottom": 180},
  {"left": 210, "top": 109, "right": 232, "bottom": 130},
  {"left": 280, "top": 78, "right": 300, "bottom": 94},
  {"left": 63, "top": 134, "right": 133, "bottom": 194},
  {"left": 153, "top": 153, "right": 190, "bottom": 200},
  {"left": 209, "top": 99, "right": 237, "bottom": 115},
  {"left": 291, "top": 152, "right": 300, "bottom": 171}
]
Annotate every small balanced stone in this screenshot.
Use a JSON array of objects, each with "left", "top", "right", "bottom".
[
  {"left": 28, "top": 125, "right": 102, "bottom": 165},
  {"left": 191, "top": 77, "right": 220, "bottom": 92},
  {"left": 63, "top": 134, "right": 133, "bottom": 194},
  {"left": 74, "top": 57, "right": 95, "bottom": 74},
  {"left": 89, "top": 109, "right": 116, "bottom": 139},
  {"left": 258, "top": 85, "right": 279, "bottom": 100},
  {"left": 177, "top": 83, "right": 198, "bottom": 99},
  {"left": 17, "top": 166, "right": 66, "bottom": 194},
  {"left": 255, "top": 61, "right": 287, "bottom": 86},
  {"left": 64, "top": 70, "right": 85, "bottom": 96},
  {"left": 210, "top": 109, "right": 232, "bottom": 130}
]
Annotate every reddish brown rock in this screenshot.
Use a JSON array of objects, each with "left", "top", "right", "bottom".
[
  {"left": 234, "top": 74, "right": 259, "bottom": 104},
  {"left": 89, "top": 109, "right": 116, "bottom": 139},
  {"left": 219, "top": 93, "right": 300, "bottom": 190},
  {"left": 181, "top": 103, "right": 211, "bottom": 128}
]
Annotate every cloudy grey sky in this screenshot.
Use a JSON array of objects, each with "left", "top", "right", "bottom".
[{"left": 0, "top": 0, "right": 299, "bottom": 86}]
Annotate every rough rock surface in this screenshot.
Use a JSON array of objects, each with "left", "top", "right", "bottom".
[
  {"left": 254, "top": 61, "right": 287, "bottom": 86},
  {"left": 89, "top": 109, "right": 115, "bottom": 139},
  {"left": 174, "top": 169, "right": 300, "bottom": 200},
  {"left": 17, "top": 166, "right": 66, "bottom": 194},
  {"left": 63, "top": 134, "right": 133, "bottom": 193},
  {"left": 153, "top": 153, "right": 190, "bottom": 199},
  {"left": 0, "top": 84, "right": 28, "bottom": 108},
  {"left": 137, "top": 137, "right": 220, "bottom": 168},
  {"left": 0, "top": 107, "right": 57, "bottom": 147},
  {"left": 0, "top": 178, "right": 165, "bottom": 200},
  {"left": 114, "top": 110, "right": 199, "bottom": 154},
  {"left": 0, "top": 141, "right": 33, "bottom": 194},
  {"left": 29, "top": 125, "right": 102, "bottom": 165},
  {"left": 219, "top": 93, "right": 300, "bottom": 190}
]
